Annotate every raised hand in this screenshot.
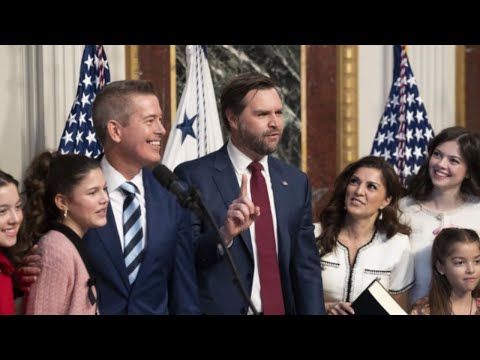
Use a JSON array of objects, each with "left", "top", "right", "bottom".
[{"left": 221, "top": 174, "right": 260, "bottom": 245}]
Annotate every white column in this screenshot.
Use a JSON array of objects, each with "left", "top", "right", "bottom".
[
  {"left": 0, "top": 45, "right": 28, "bottom": 181},
  {"left": 0, "top": 45, "right": 126, "bottom": 181},
  {"left": 408, "top": 45, "right": 455, "bottom": 133},
  {"left": 358, "top": 45, "right": 391, "bottom": 158},
  {"left": 39, "top": 45, "right": 126, "bottom": 153}
]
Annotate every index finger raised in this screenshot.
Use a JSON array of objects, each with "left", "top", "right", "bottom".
[{"left": 240, "top": 174, "right": 248, "bottom": 198}]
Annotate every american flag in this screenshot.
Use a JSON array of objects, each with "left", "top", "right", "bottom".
[
  {"left": 58, "top": 45, "right": 110, "bottom": 158},
  {"left": 371, "top": 45, "right": 435, "bottom": 186},
  {"left": 162, "top": 45, "right": 223, "bottom": 170}
]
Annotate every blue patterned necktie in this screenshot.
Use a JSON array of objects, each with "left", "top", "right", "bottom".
[{"left": 120, "top": 181, "right": 145, "bottom": 284}]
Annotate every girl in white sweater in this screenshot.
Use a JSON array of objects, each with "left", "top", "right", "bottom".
[{"left": 400, "top": 126, "right": 480, "bottom": 306}]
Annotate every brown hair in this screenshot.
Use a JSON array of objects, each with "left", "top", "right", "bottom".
[
  {"left": 92, "top": 80, "right": 157, "bottom": 143},
  {"left": 0, "top": 170, "right": 21, "bottom": 262},
  {"left": 10, "top": 152, "right": 101, "bottom": 265},
  {"left": 407, "top": 126, "right": 480, "bottom": 199},
  {"left": 220, "top": 72, "right": 280, "bottom": 131},
  {"left": 429, "top": 227, "right": 480, "bottom": 315},
  {"left": 317, "top": 156, "right": 410, "bottom": 256},
  {"left": 0, "top": 170, "right": 19, "bottom": 188}
]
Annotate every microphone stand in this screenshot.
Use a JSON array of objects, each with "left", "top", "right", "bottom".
[{"left": 181, "top": 186, "right": 260, "bottom": 316}]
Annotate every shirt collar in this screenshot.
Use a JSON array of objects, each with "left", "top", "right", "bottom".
[
  {"left": 101, "top": 157, "right": 144, "bottom": 196},
  {"left": 227, "top": 139, "right": 269, "bottom": 176}
]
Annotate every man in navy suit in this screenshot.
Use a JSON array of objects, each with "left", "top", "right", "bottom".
[
  {"left": 81, "top": 80, "right": 200, "bottom": 314},
  {"left": 19, "top": 80, "right": 256, "bottom": 314},
  {"left": 175, "top": 73, "right": 325, "bottom": 315}
]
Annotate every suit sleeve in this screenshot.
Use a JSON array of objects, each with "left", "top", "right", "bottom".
[
  {"left": 175, "top": 164, "right": 224, "bottom": 268},
  {"left": 291, "top": 177, "right": 326, "bottom": 315},
  {"left": 168, "top": 204, "right": 201, "bottom": 314}
]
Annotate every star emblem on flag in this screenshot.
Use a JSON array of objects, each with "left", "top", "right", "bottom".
[
  {"left": 57, "top": 45, "right": 110, "bottom": 158},
  {"left": 371, "top": 45, "right": 435, "bottom": 186},
  {"left": 161, "top": 45, "right": 224, "bottom": 170},
  {"left": 177, "top": 113, "right": 198, "bottom": 143}
]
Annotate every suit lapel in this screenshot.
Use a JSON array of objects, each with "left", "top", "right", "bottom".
[
  {"left": 212, "top": 146, "right": 253, "bottom": 258},
  {"left": 132, "top": 172, "right": 162, "bottom": 284},
  {"left": 96, "top": 205, "right": 130, "bottom": 289},
  {"left": 268, "top": 157, "right": 289, "bottom": 266}
]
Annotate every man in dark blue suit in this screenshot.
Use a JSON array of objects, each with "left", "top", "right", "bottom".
[
  {"left": 82, "top": 80, "right": 199, "bottom": 314},
  {"left": 175, "top": 73, "right": 325, "bottom": 315},
  {"left": 19, "top": 81, "right": 201, "bottom": 314},
  {"left": 19, "top": 80, "right": 256, "bottom": 314}
]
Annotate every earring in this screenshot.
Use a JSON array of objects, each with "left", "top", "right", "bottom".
[
  {"left": 378, "top": 209, "right": 383, "bottom": 221},
  {"left": 64, "top": 208, "right": 68, "bottom": 218}
]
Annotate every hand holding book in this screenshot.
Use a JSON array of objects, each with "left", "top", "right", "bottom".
[
  {"left": 351, "top": 279, "right": 407, "bottom": 315},
  {"left": 327, "top": 301, "right": 355, "bottom": 315}
]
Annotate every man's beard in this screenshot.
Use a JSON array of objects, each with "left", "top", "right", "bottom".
[{"left": 238, "top": 122, "right": 282, "bottom": 156}]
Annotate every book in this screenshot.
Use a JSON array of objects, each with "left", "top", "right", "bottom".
[{"left": 351, "top": 279, "right": 407, "bottom": 315}]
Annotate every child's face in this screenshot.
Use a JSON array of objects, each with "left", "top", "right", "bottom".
[
  {"left": 61, "top": 168, "right": 108, "bottom": 237},
  {"left": 0, "top": 183, "right": 23, "bottom": 248},
  {"left": 437, "top": 241, "right": 480, "bottom": 296}
]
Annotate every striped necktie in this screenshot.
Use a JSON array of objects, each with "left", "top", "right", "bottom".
[{"left": 120, "top": 181, "right": 145, "bottom": 284}]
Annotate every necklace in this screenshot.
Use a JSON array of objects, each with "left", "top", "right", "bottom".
[{"left": 451, "top": 297, "right": 475, "bottom": 315}]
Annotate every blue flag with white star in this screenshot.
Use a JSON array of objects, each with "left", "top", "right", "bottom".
[
  {"left": 162, "top": 45, "right": 223, "bottom": 170},
  {"left": 58, "top": 45, "right": 110, "bottom": 158},
  {"left": 371, "top": 45, "right": 435, "bottom": 186}
]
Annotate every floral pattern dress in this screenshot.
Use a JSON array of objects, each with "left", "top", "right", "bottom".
[{"left": 410, "top": 296, "right": 480, "bottom": 315}]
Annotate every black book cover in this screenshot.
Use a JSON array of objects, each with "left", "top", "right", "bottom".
[{"left": 351, "top": 279, "right": 407, "bottom": 315}]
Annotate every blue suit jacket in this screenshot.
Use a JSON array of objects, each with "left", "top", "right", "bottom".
[
  {"left": 175, "top": 145, "right": 325, "bottom": 315},
  {"left": 84, "top": 167, "right": 200, "bottom": 315}
]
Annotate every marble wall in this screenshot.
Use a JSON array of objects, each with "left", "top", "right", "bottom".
[{"left": 176, "top": 45, "right": 301, "bottom": 167}]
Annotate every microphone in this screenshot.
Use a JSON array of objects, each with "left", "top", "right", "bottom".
[
  {"left": 152, "top": 165, "right": 197, "bottom": 210},
  {"left": 151, "top": 164, "right": 260, "bottom": 315}
]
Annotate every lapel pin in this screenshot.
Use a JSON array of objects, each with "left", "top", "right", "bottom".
[{"left": 282, "top": 180, "right": 288, "bottom": 186}]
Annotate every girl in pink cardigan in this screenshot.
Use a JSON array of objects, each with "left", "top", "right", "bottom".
[{"left": 20, "top": 152, "right": 109, "bottom": 315}]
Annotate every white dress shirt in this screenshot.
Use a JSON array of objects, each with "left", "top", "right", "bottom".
[
  {"left": 400, "top": 195, "right": 480, "bottom": 304},
  {"left": 226, "top": 140, "right": 279, "bottom": 314},
  {"left": 100, "top": 157, "right": 147, "bottom": 250}
]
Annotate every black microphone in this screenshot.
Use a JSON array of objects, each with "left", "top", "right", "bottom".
[
  {"left": 151, "top": 164, "right": 260, "bottom": 315},
  {"left": 152, "top": 165, "right": 197, "bottom": 210}
]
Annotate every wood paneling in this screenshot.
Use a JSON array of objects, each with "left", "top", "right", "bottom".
[
  {"left": 305, "top": 45, "right": 338, "bottom": 195},
  {"left": 133, "top": 45, "right": 340, "bottom": 198},
  {"left": 465, "top": 45, "right": 480, "bottom": 131},
  {"left": 137, "top": 45, "right": 172, "bottom": 156}
]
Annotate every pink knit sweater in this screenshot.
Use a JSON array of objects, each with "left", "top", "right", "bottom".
[{"left": 24, "top": 230, "right": 97, "bottom": 315}]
